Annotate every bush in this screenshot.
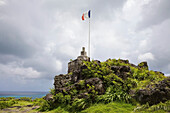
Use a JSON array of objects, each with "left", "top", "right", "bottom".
[
  {"left": 78, "top": 80, "right": 85, "bottom": 89},
  {"left": 33, "top": 98, "right": 45, "bottom": 106},
  {"left": 19, "top": 97, "right": 32, "bottom": 101},
  {"left": 50, "top": 88, "right": 55, "bottom": 95},
  {"left": 0, "top": 100, "right": 17, "bottom": 110},
  {"left": 71, "top": 98, "right": 90, "bottom": 111},
  {"left": 97, "top": 86, "right": 132, "bottom": 104},
  {"left": 37, "top": 59, "right": 167, "bottom": 112},
  {"left": 38, "top": 99, "right": 51, "bottom": 111},
  {"left": 54, "top": 93, "right": 71, "bottom": 105},
  {"left": 0, "top": 97, "right": 15, "bottom": 101}
]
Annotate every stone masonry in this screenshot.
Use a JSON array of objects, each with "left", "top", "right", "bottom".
[
  {"left": 54, "top": 47, "right": 89, "bottom": 92},
  {"left": 68, "top": 47, "right": 90, "bottom": 73}
]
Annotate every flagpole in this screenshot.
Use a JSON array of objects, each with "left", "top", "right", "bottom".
[{"left": 88, "top": 17, "right": 90, "bottom": 59}]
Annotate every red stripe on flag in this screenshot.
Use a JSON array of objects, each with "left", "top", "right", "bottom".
[{"left": 82, "top": 14, "right": 85, "bottom": 20}]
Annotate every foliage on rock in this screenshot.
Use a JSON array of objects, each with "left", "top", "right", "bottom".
[{"left": 42, "top": 58, "right": 168, "bottom": 112}]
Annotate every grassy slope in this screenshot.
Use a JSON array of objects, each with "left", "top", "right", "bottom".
[
  {"left": 1, "top": 59, "right": 169, "bottom": 113},
  {"left": 81, "top": 102, "right": 135, "bottom": 113},
  {"left": 0, "top": 100, "right": 39, "bottom": 113},
  {"left": 43, "top": 102, "right": 134, "bottom": 113},
  {"left": 41, "top": 59, "right": 168, "bottom": 113},
  {"left": 0, "top": 99, "right": 169, "bottom": 113},
  {"left": 43, "top": 101, "right": 168, "bottom": 113}
]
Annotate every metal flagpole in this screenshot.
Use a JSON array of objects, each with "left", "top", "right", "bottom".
[{"left": 88, "top": 17, "right": 90, "bottom": 58}]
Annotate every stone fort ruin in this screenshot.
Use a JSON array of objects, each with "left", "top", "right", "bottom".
[
  {"left": 54, "top": 47, "right": 90, "bottom": 92},
  {"left": 68, "top": 47, "right": 90, "bottom": 73}
]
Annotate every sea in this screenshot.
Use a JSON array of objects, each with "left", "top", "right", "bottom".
[{"left": 0, "top": 91, "right": 49, "bottom": 99}]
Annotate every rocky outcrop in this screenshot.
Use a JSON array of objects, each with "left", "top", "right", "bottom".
[
  {"left": 111, "top": 65, "right": 131, "bottom": 79},
  {"left": 53, "top": 47, "right": 169, "bottom": 106},
  {"left": 85, "top": 77, "right": 105, "bottom": 95},
  {"left": 138, "top": 61, "right": 149, "bottom": 70},
  {"left": 44, "top": 93, "right": 53, "bottom": 101},
  {"left": 135, "top": 77, "right": 170, "bottom": 105},
  {"left": 68, "top": 47, "right": 89, "bottom": 73},
  {"left": 54, "top": 74, "right": 71, "bottom": 93},
  {"left": 54, "top": 77, "right": 105, "bottom": 96}
]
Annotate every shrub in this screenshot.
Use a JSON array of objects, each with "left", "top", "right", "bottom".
[
  {"left": 79, "top": 80, "right": 85, "bottom": 89},
  {"left": 33, "top": 98, "right": 46, "bottom": 106},
  {"left": 54, "top": 93, "right": 71, "bottom": 105},
  {"left": 0, "top": 97, "right": 15, "bottom": 101},
  {"left": 0, "top": 100, "right": 17, "bottom": 110},
  {"left": 97, "top": 86, "right": 132, "bottom": 104},
  {"left": 50, "top": 88, "right": 55, "bottom": 95},
  {"left": 71, "top": 98, "right": 90, "bottom": 111},
  {"left": 38, "top": 99, "right": 51, "bottom": 111},
  {"left": 19, "top": 97, "right": 32, "bottom": 101}
]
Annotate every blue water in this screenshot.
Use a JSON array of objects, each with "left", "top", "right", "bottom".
[{"left": 0, "top": 91, "right": 49, "bottom": 99}]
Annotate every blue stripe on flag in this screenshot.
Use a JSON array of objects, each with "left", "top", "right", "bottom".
[{"left": 88, "top": 10, "right": 91, "bottom": 18}]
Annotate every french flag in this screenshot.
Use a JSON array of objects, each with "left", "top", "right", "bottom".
[{"left": 82, "top": 10, "right": 91, "bottom": 21}]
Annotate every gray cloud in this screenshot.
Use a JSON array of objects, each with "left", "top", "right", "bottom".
[
  {"left": 0, "top": 0, "right": 127, "bottom": 91},
  {"left": 0, "top": 0, "right": 170, "bottom": 91},
  {"left": 134, "top": 0, "right": 170, "bottom": 74},
  {"left": 137, "top": 0, "right": 170, "bottom": 30},
  {"left": 146, "top": 19, "right": 170, "bottom": 73}
]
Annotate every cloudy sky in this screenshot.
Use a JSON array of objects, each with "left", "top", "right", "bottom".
[{"left": 0, "top": 0, "right": 170, "bottom": 91}]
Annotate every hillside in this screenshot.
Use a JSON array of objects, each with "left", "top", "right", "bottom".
[{"left": 40, "top": 47, "right": 170, "bottom": 112}]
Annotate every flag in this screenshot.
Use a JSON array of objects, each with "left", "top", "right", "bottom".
[{"left": 82, "top": 10, "right": 91, "bottom": 20}]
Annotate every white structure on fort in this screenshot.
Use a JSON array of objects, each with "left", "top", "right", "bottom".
[{"left": 68, "top": 47, "right": 90, "bottom": 73}]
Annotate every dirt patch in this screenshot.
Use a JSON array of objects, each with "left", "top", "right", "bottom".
[{"left": 0, "top": 104, "right": 41, "bottom": 113}]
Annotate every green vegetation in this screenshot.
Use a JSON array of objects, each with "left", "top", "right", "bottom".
[
  {"left": 0, "top": 97, "right": 33, "bottom": 110},
  {"left": 0, "top": 98, "right": 16, "bottom": 110},
  {"left": 134, "top": 100, "right": 170, "bottom": 113},
  {"left": 33, "top": 59, "right": 167, "bottom": 112},
  {"left": 0, "top": 97, "right": 169, "bottom": 113},
  {"left": 38, "top": 59, "right": 167, "bottom": 112},
  {"left": 0, "top": 59, "right": 169, "bottom": 113},
  {"left": 81, "top": 101, "right": 135, "bottom": 113}
]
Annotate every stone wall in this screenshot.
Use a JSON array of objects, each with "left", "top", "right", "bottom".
[
  {"left": 54, "top": 74, "right": 71, "bottom": 92},
  {"left": 68, "top": 59, "right": 83, "bottom": 73},
  {"left": 68, "top": 47, "right": 89, "bottom": 73}
]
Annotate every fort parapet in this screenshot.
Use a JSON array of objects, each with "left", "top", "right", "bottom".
[
  {"left": 54, "top": 47, "right": 90, "bottom": 92},
  {"left": 68, "top": 47, "right": 90, "bottom": 73}
]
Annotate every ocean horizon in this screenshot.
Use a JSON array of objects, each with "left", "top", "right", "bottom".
[{"left": 0, "top": 91, "right": 49, "bottom": 99}]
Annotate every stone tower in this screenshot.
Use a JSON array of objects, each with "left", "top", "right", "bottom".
[{"left": 68, "top": 47, "right": 89, "bottom": 73}]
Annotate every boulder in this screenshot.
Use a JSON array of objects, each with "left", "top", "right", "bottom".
[
  {"left": 111, "top": 65, "right": 130, "bottom": 79},
  {"left": 138, "top": 61, "right": 148, "bottom": 70},
  {"left": 71, "top": 71, "right": 79, "bottom": 82},
  {"left": 44, "top": 93, "right": 53, "bottom": 101},
  {"left": 135, "top": 77, "right": 170, "bottom": 105},
  {"left": 119, "top": 66, "right": 130, "bottom": 72},
  {"left": 85, "top": 77, "right": 105, "bottom": 94},
  {"left": 77, "top": 92, "right": 88, "bottom": 99},
  {"left": 54, "top": 74, "right": 71, "bottom": 93},
  {"left": 93, "top": 60, "right": 101, "bottom": 65}
]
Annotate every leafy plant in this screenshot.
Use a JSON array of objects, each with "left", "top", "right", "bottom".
[
  {"left": 50, "top": 88, "right": 55, "bottom": 95},
  {"left": 71, "top": 98, "right": 90, "bottom": 111},
  {"left": 0, "top": 99, "right": 17, "bottom": 110},
  {"left": 78, "top": 80, "right": 85, "bottom": 89},
  {"left": 19, "top": 97, "right": 32, "bottom": 101},
  {"left": 134, "top": 100, "right": 170, "bottom": 112}
]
